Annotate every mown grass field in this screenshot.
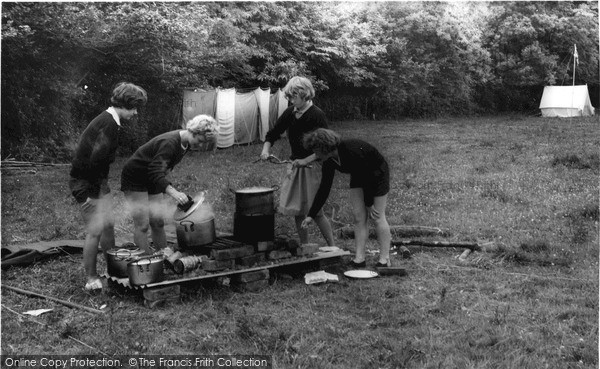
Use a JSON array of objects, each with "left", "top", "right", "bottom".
[{"left": 1, "top": 115, "right": 598, "bottom": 368}]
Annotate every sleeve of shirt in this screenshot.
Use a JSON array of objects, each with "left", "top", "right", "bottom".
[
  {"left": 265, "top": 109, "right": 292, "bottom": 146},
  {"left": 314, "top": 108, "right": 328, "bottom": 129},
  {"left": 308, "top": 161, "right": 336, "bottom": 218},
  {"left": 147, "top": 140, "right": 177, "bottom": 193},
  {"left": 88, "top": 127, "right": 113, "bottom": 181}
]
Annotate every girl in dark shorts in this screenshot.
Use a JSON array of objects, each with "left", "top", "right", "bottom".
[
  {"left": 301, "top": 128, "right": 392, "bottom": 268},
  {"left": 69, "top": 81, "right": 147, "bottom": 290},
  {"left": 121, "top": 114, "right": 218, "bottom": 254}
]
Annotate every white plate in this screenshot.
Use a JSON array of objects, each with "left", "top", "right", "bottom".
[{"left": 343, "top": 270, "right": 379, "bottom": 279}]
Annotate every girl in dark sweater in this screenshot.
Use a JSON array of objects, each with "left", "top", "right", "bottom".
[
  {"left": 260, "top": 77, "right": 334, "bottom": 246},
  {"left": 121, "top": 114, "right": 218, "bottom": 254},
  {"left": 69, "top": 82, "right": 147, "bottom": 290},
  {"left": 301, "top": 128, "right": 392, "bottom": 268}
]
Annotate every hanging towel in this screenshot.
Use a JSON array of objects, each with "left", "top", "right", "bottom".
[{"left": 216, "top": 88, "right": 236, "bottom": 148}]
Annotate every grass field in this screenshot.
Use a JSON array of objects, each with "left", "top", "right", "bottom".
[{"left": 1, "top": 115, "right": 598, "bottom": 368}]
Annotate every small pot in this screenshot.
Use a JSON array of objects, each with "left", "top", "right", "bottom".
[
  {"left": 174, "top": 193, "right": 216, "bottom": 249},
  {"left": 106, "top": 245, "right": 145, "bottom": 278},
  {"left": 127, "top": 255, "right": 164, "bottom": 286},
  {"left": 231, "top": 185, "right": 279, "bottom": 215},
  {"left": 176, "top": 217, "right": 216, "bottom": 249}
]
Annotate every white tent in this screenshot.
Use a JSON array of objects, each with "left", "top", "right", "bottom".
[
  {"left": 539, "top": 85, "right": 595, "bottom": 117},
  {"left": 182, "top": 88, "right": 288, "bottom": 148}
]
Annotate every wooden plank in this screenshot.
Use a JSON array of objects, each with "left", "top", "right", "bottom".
[{"left": 144, "top": 250, "right": 351, "bottom": 288}]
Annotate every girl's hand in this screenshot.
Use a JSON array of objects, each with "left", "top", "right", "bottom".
[
  {"left": 301, "top": 216, "right": 314, "bottom": 229},
  {"left": 292, "top": 159, "right": 308, "bottom": 168},
  {"left": 172, "top": 191, "right": 189, "bottom": 205},
  {"left": 82, "top": 197, "right": 97, "bottom": 212},
  {"left": 368, "top": 206, "right": 381, "bottom": 220}
]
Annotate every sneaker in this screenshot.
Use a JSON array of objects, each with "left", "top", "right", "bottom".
[
  {"left": 84, "top": 278, "right": 103, "bottom": 291},
  {"left": 347, "top": 260, "right": 366, "bottom": 268}
]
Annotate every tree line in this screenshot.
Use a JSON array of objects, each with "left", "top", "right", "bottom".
[{"left": 1, "top": 1, "right": 598, "bottom": 161}]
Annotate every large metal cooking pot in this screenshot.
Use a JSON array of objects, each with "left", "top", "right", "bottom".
[
  {"left": 106, "top": 244, "right": 145, "bottom": 278},
  {"left": 173, "top": 192, "right": 216, "bottom": 249},
  {"left": 127, "top": 255, "right": 164, "bottom": 286},
  {"left": 231, "top": 185, "right": 279, "bottom": 215}
]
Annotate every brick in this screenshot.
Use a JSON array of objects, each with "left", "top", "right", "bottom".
[
  {"left": 236, "top": 253, "right": 266, "bottom": 267},
  {"left": 232, "top": 269, "right": 269, "bottom": 283},
  {"left": 274, "top": 236, "right": 289, "bottom": 250},
  {"left": 202, "top": 258, "right": 235, "bottom": 272},
  {"left": 211, "top": 245, "right": 255, "bottom": 261},
  {"left": 294, "top": 243, "right": 319, "bottom": 256},
  {"left": 256, "top": 241, "right": 275, "bottom": 252},
  {"left": 268, "top": 250, "right": 292, "bottom": 260},
  {"left": 274, "top": 236, "right": 298, "bottom": 250},
  {"left": 286, "top": 238, "right": 300, "bottom": 251},
  {"left": 232, "top": 279, "right": 269, "bottom": 293},
  {"left": 143, "top": 285, "right": 181, "bottom": 302}
]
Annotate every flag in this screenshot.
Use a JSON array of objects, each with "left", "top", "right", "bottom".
[{"left": 574, "top": 44, "right": 579, "bottom": 66}]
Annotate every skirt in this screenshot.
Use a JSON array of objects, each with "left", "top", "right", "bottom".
[{"left": 278, "top": 162, "right": 323, "bottom": 216}]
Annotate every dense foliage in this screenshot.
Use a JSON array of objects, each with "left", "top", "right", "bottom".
[{"left": 2, "top": 1, "right": 598, "bottom": 161}]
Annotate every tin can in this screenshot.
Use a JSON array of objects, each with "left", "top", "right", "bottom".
[{"left": 173, "top": 255, "right": 204, "bottom": 274}]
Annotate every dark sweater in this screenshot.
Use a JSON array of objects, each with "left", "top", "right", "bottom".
[
  {"left": 265, "top": 105, "right": 328, "bottom": 160},
  {"left": 121, "top": 131, "right": 187, "bottom": 194},
  {"left": 308, "top": 139, "right": 388, "bottom": 218},
  {"left": 70, "top": 111, "right": 119, "bottom": 183}
]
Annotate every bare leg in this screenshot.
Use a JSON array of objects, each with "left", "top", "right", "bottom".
[
  {"left": 314, "top": 214, "right": 335, "bottom": 246},
  {"left": 371, "top": 194, "right": 391, "bottom": 265},
  {"left": 124, "top": 191, "right": 153, "bottom": 255},
  {"left": 148, "top": 193, "right": 166, "bottom": 251},
  {"left": 82, "top": 193, "right": 115, "bottom": 283},
  {"left": 98, "top": 195, "right": 115, "bottom": 258},
  {"left": 349, "top": 188, "right": 368, "bottom": 263},
  {"left": 295, "top": 215, "right": 309, "bottom": 244}
]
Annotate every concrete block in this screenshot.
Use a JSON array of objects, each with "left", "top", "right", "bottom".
[
  {"left": 236, "top": 253, "right": 266, "bottom": 267},
  {"left": 274, "top": 236, "right": 289, "bottom": 250},
  {"left": 256, "top": 241, "right": 275, "bottom": 252},
  {"left": 202, "top": 258, "right": 235, "bottom": 272},
  {"left": 294, "top": 243, "right": 319, "bottom": 256},
  {"left": 274, "top": 236, "right": 299, "bottom": 250},
  {"left": 211, "top": 245, "right": 255, "bottom": 261}
]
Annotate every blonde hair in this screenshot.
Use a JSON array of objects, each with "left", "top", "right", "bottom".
[
  {"left": 186, "top": 114, "right": 218, "bottom": 135},
  {"left": 283, "top": 76, "right": 315, "bottom": 101},
  {"left": 303, "top": 128, "right": 341, "bottom": 154}
]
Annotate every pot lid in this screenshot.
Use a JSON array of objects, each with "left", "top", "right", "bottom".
[
  {"left": 236, "top": 186, "right": 275, "bottom": 194},
  {"left": 107, "top": 248, "right": 144, "bottom": 257},
  {"left": 128, "top": 254, "right": 164, "bottom": 265},
  {"left": 173, "top": 192, "right": 206, "bottom": 221}
]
